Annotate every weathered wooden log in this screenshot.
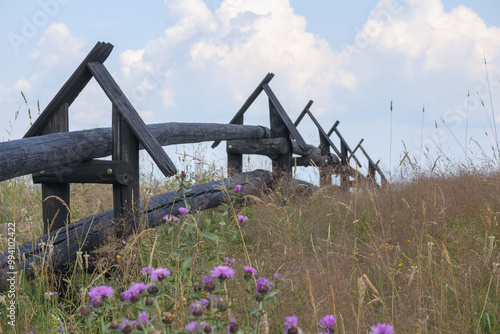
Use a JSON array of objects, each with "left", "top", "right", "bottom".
[
  {"left": 227, "top": 138, "right": 289, "bottom": 158},
  {"left": 0, "top": 170, "right": 273, "bottom": 288},
  {"left": 294, "top": 153, "right": 339, "bottom": 167},
  {"left": 291, "top": 141, "right": 321, "bottom": 156},
  {"left": 0, "top": 123, "right": 270, "bottom": 182},
  {"left": 33, "top": 160, "right": 133, "bottom": 185}
]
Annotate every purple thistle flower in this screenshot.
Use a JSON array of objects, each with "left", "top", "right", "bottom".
[
  {"left": 163, "top": 214, "right": 179, "bottom": 222},
  {"left": 180, "top": 170, "right": 186, "bottom": 180},
  {"left": 318, "top": 315, "right": 335, "bottom": 332},
  {"left": 227, "top": 317, "right": 239, "bottom": 333},
  {"left": 255, "top": 277, "right": 273, "bottom": 294},
  {"left": 188, "top": 300, "right": 206, "bottom": 317},
  {"left": 243, "top": 266, "right": 257, "bottom": 275},
  {"left": 141, "top": 266, "right": 153, "bottom": 275},
  {"left": 139, "top": 311, "right": 149, "bottom": 325},
  {"left": 283, "top": 315, "right": 299, "bottom": 334},
  {"left": 243, "top": 266, "right": 257, "bottom": 280},
  {"left": 202, "top": 275, "right": 214, "bottom": 284},
  {"left": 369, "top": 323, "right": 394, "bottom": 334},
  {"left": 235, "top": 184, "right": 242, "bottom": 193},
  {"left": 120, "top": 282, "right": 148, "bottom": 303},
  {"left": 150, "top": 267, "right": 171, "bottom": 281},
  {"left": 178, "top": 207, "right": 190, "bottom": 215},
  {"left": 202, "top": 275, "right": 215, "bottom": 291},
  {"left": 274, "top": 273, "right": 282, "bottom": 280},
  {"left": 185, "top": 321, "right": 213, "bottom": 333},
  {"left": 210, "top": 265, "right": 235, "bottom": 279},
  {"left": 88, "top": 285, "right": 114, "bottom": 307},
  {"left": 117, "top": 318, "right": 139, "bottom": 332},
  {"left": 237, "top": 215, "right": 248, "bottom": 223},
  {"left": 224, "top": 257, "right": 235, "bottom": 265}
]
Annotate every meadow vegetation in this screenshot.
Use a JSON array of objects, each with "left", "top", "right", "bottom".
[{"left": 0, "top": 152, "right": 500, "bottom": 333}]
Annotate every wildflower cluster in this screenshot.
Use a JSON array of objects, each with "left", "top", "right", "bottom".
[{"left": 281, "top": 314, "right": 394, "bottom": 334}]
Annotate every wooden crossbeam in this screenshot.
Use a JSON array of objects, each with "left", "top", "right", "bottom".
[
  {"left": 293, "top": 100, "right": 314, "bottom": 127},
  {"left": 327, "top": 121, "right": 362, "bottom": 167},
  {"left": 294, "top": 101, "right": 343, "bottom": 158},
  {"left": 358, "top": 144, "right": 387, "bottom": 184},
  {"left": 212, "top": 73, "right": 274, "bottom": 149},
  {"left": 88, "top": 62, "right": 177, "bottom": 177},
  {"left": 24, "top": 42, "right": 113, "bottom": 138},
  {"left": 262, "top": 84, "right": 308, "bottom": 152}
]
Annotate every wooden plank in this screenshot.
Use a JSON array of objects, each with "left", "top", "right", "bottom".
[
  {"left": 340, "top": 142, "right": 349, "bottom": 190},
  {"left": 269, "top": 97, "right": 291, "bottom": 175},
  {"left": 227, "top": 138, "right": 289, "bottom": 158},
  {"left": 262, "top": 83, "right": 308, "bottom": 152},
  {"left": 349, "top": 139, "right": 364, "bottom": 161},
  {"left": 327, "top": 121, "right": 362, "bottom": 167},
  {"left": 24, "top": 42, "right": 113, "bottom": 138},
  {"left": 0, "top": 170, "right": 274, "bottom": 288},
  {"left": 87, "top": 62, "right": 177, "bottom": 177},
  {"left": 302, "top": 108, "right": 343, "bottom": 159},
  {"left": 294, "top": 153, "right": 338, "bottom": 167},
  {"left": 212, "top": 73, "right": 275, "bottom": 149},
  {"left": 112, "top": 105, "right": 140, "bottom": 238},
  {"left": 293, "top": 100, "right": 314, "bottom": 127},
  {"left": 319, "top": 132, "right": 331, "bottom": 187},
  {"left": 40, "top": 103, "right": 70, "bottom": 234},
  {"left": 33, "top": 160, "right": 132, "bottom": 185},
  {"left": 358, "top": 144, "right": 387, "bottom": 185},
  {"left": 0, "top": 123, "right": 271, "bottom": 182},
  {"left": 227, "top": 115, "right": 243, "bottom": 176}
]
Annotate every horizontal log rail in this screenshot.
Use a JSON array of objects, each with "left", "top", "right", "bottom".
[{"left": 0, "top": 123, "right": 271, "bottom": 182}]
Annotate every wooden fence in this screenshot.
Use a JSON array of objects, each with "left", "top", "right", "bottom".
[{"left": 0, "top": 41, "right": 386, "bottom": 287}]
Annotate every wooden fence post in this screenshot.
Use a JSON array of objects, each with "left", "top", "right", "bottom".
[
  {"left": 268, "top": 98, "right": 291, "bottom": 177},
  {"left": 112, "top": 105, "right": 140, "bottom": 237},
  {"left": 319, "top": 134, "right": 331, "bottom": 187},
  {"left": 227, "top": 115, "right": 243, "bottom": 176},
  {"left": 40, "top": 103, "right": 70, "bottom": 234}
]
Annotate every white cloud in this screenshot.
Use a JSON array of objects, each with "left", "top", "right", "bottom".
[
  {"left": 29, "top": 23, "right": 86, "bottom": 76},
  {"left": 120, "top": 0, "right": 356, "bottom": 119},
  {"left": 362, "top": 0, "right": 500, "bottom": 76}
]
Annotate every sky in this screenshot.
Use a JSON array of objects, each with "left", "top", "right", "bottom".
[{"left": 1, "top": 0, "right": 500, "bottom": 183}]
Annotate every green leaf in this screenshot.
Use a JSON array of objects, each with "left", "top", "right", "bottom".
[
  {"left": 264, "top": 290, "right": 279, "bottom": 300},
  {"left": 165, "top": 302, "right": 175, "bottom": 312},
  {"left": 182, "top": 256, "right": 192, "bottom": 272},
  {"left": 202, "top": 232, "right": 219, "bottom": 241}
]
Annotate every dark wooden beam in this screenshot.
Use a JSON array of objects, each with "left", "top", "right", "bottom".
[
  {"left": 262, "top": 84, "right": 308, "bottom": 152},
  {"left": 33, "top": 160, "right": 133, "bottom": 185},
  {"left": 40, "top": 103, "right": 70, "bottom": 234},
  {"left": 87, "top": 62, "right": 177, "bottom": 177},
  {"left": 269, "top": 97, "right": 291, "bottom": 175},
  {"left": 327, "top": 121, "right": 362, "bottom": 167},
  {"left": 293, "top": 100, "right": 314, "bottom": 127},
  {"left": 0, "top": 122, "right": 271, "bottom": 182},
  {"left": 358, "top": 144, "right": 387, "bottom": 186},
  {"left": 212, "top": 73, "right": 274, "bottom": 149},
  {"left": 112, "top": 105, "right": 140, "bottom": 237},
  {"left": 227, "top": 115, "right": 243, "bottom": 176},
  {"left": 24, "top": 42, "right": 113, "bottom": 138},
  {"left": 294, "top": 153, "right": 338, "bottom": 167},
  {"left": 227, "top": 138, "right": 289, "bottom": 158}
]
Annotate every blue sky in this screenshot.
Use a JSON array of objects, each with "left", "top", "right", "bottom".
[{"left": 1, "top": 0, "right": 500, "bottom": 182}]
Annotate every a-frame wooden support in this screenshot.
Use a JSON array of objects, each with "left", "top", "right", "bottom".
[
  {"left": 26, "top": 42, "right": 177, "bottom": 237},
  {"left": 327, "top": 122, "right": 387, "bottom": 188},
  {"left": 212, "top": 73, "right": 308, "bottom": 179}
]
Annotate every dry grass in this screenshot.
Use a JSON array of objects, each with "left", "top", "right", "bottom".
[
  {"left": 1, "top": 163, "right": 500, "bottom": 333},
  {"left": 224, "top": 167, "right": 500, "bottom": 333}
]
